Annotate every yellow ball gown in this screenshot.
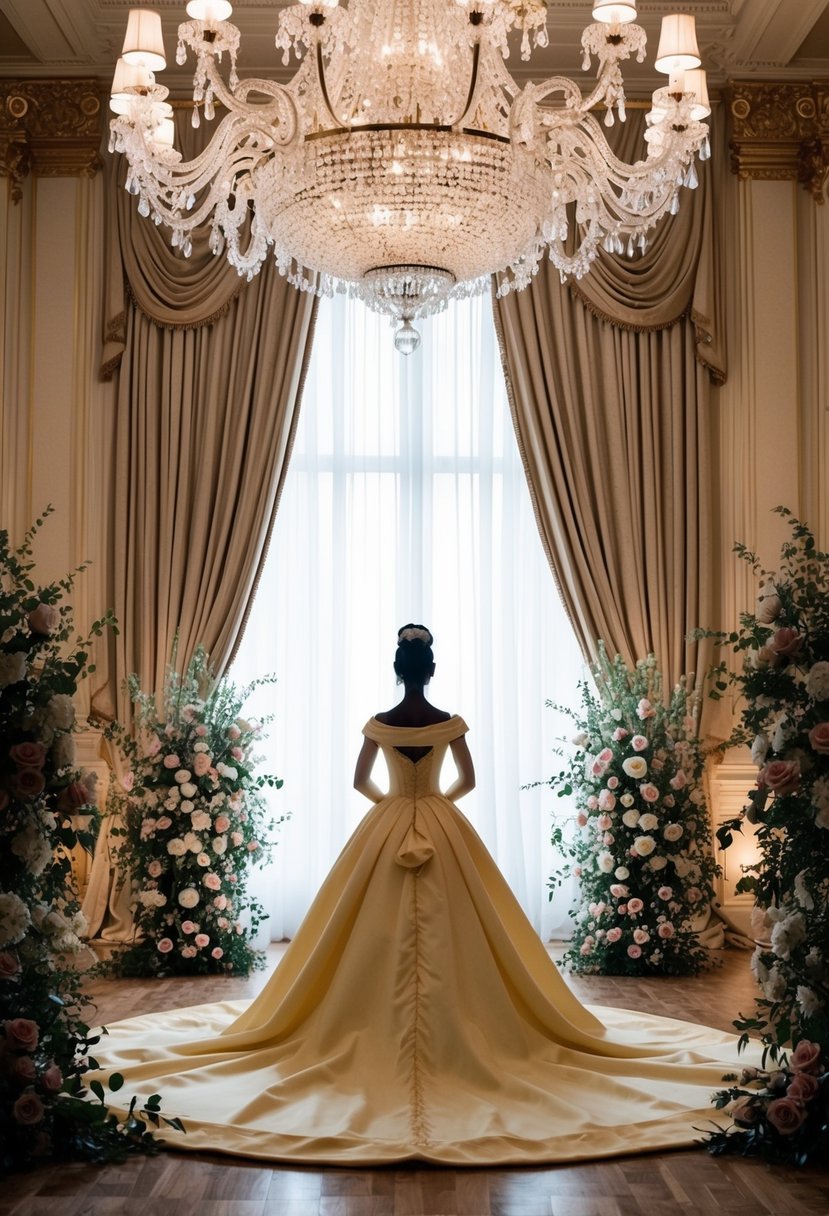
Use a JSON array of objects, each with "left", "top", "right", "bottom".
[{"left": 89, "top": 716, "right": 753, "bottom": 1164}]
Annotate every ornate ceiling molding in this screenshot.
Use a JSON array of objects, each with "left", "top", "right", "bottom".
[
  {"left": 729, "top": 80, "right": 829, "bottom": 202},
  {"left": 0, "top": 78, "right": 103, "bottom": 203}
]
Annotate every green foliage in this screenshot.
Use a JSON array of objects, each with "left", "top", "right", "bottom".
[
  {"left": 545, "top": 644, "right": 719, "bottom": 977},
  {"left": 105, "top": 646, "right": 285, "bottom": 978}
]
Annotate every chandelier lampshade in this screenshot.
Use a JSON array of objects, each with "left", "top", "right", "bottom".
[
  {"left": 121, "top": 8, "right": 167, "bottom": 72},
  {"left": 110, "top": 0, "right": 711, "bottom": 350}
]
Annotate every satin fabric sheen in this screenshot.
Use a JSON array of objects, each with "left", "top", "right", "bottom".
[{"left": 88, "top": 717, "right": 755, "bottom": 1164}]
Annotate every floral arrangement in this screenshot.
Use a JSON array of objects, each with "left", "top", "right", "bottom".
[
  {"left": 546, "top": 645, "right": 719, "bottom": 976},
  {"left": 707, "top": 1040, "right": 827, "bottom": 1165},
  {"left": 1, "top": 510, "right": 180, "bottom": 1172},
  {"left": 106, "top": 646, "right": 283, "bottom": 977},
  {"left": 697, "top": 508, "right": 829, "bottom": 1164}
]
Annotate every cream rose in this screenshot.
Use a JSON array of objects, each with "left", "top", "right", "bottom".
[
  {"left": 638, "top": 813, "right": 659, "bottom": 832},
  {"left": 633, "top": 835, "right": 656, "bottom": 857},
  {"left": 177, "top": 887, "right": 200, "bottom": 908},
  {"left": 622, "top": 756, "right": 648, "bottom": 780}
]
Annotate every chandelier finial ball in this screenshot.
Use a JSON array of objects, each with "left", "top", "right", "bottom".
[{"left": 394, "top": 320, "right": 421, "bottom": 356}]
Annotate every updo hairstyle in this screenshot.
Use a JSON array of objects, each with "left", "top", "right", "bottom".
[{"left": 394, "top": 624, "right": 434, "bottom": 686}]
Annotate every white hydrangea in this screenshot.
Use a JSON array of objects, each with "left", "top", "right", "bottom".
[
  {"left": 770, "top": 911, "right": 806, "bottom": 961},
  {"left": 796, "top": 985, "right": 823, "bottom": 1017},
  {"left": 763, "top": 965, "right": 787, "bottom": 1002},
  {"left": 137, "top": 889, "right": 167, "bottom": 908},
  {"left": 750, "top": 947, "right": 769, "bottom": 985},
  {"left": 45, "top": 693, "right": 75, "bottom": 731},
  {"left": 11, "top": 825, "right": 52, "bottom": 877},
  {"left": 0, "top": 651, "right": 27, "bottom": 688},
  {"left": 806, "top": 661, "right": 829, "bottom": 702},
  {"left": 0, "top": 891, "right": 30, "bottom": 946},
  {"left": 52, "top": 732, "right": 76, "bottom": 770},
  {"left": 793, "top": 870, "right": 815, "bottom": 911}
]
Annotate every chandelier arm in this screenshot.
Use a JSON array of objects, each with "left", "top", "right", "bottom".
[{"left": 192, "top": 58, "right": 300, "bottom": 147}]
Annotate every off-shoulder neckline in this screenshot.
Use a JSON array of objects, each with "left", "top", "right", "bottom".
[{"left": 369, "top": 713, "right": 460, "bottom": 729}]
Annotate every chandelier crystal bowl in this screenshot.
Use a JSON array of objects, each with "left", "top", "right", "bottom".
[{"left": 110, "top": 1, "right": 711, "bottom": 350}]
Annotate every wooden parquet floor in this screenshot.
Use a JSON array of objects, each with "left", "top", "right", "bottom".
[{"left": 4, "top": 947, "right": 829, "bottom": 1216}]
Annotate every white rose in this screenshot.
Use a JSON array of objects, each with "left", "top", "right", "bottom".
[
  {"left": 622, "top": 756, "right": 648, "bottom": 780},
  {"left": 770, "top": 912, "right": 806, "bottom": 961},
  {"left": 796, "top": 985, "right": 822, "bottom": 1017},
  {"left": 46, "top": 693, "right": 75, "bottom": 731},
  {"left": 638, "top": 813, "right": 659, "bottom": 832},
  {"left": 649, "top": 855, "right": 668, "bottom": 871},
  {"left": 763, "top": 965, "right": 787, "bottom": 1002},
  {"left": 793, "top": 870, "right": 815, "bottom": 911},
  {"left": 807, "top": 662, "right": 829, "bottom": 702},
  {"left": 190, "top": 811, "right": 211, "bottom": 831},
  {"left": 597, "top": 851, "right": 615, "bottom": 873},
  {"left": 167, "top": 785, "right": 181, "bottom": 803},
  {"left": 212, "top": 835, "right": 228, "bottom": 855},
  {"left": 177, "top": 887, "right": 200, "bottom": 908},
  {"left": 216, "top": 763, "right": 238, "bottom": 780},
  {"left": 756, "top": 584, "right": 781, "bottom": 624},
  {"left": 662, "top": 823, "right": 684, "bottom": 842},
  {"left": 0, "top": 891, "right": 31, "bottom": 946},
  {"left": 572, "top": 732, "right": 589, "bottom": 748},
  {"left": 750, "top": 947, "right": 769, "bottom": 985},
  {"left": 622, "top": 809, "right": 640, "bottom": 829},
  {"left": 196, "top": 852, "right": 211, "bottom": 867},
  {"left": 750, "top": 733, "right": 769, "bottom": 768},
  {"left": 193, "top": 741, "right": 210, "bottom": 753},
  {"left": 0, "top": 650, "right": 27, "bottom": 688},
  {"left": 180, "top": 800, "right": 195, "bottom": 815},
  {"left": 183, "top": 831, "right": 202, "bottom": 853},
  {"left": 11, "top": 825, "right": 52, "bottom": 876},
  {"left": 167, "top": 838, "right": 187, "bottom": 856},
  {"left": 633, "top": 835, "right": 656, "bottom": 857},
  {"left": 180, "top": 783, "right": 198, "bottom": 799},
  {"left": 175, "top": 769, "right": 192, "bottom": 784},
  {"left": 614, "top": 866, "right": 629, "bottom": 880}
]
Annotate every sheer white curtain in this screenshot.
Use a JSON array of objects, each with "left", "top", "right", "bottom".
[{"left": 232, "top": 293, "right": 585, "bottom": 942}]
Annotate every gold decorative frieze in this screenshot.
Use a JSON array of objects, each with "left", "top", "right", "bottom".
[
  {"left": 0, "top": 79, "right": 103, "bottom": 203},
  {"left": 729, "top": 80, "right": 829, "bottom": 203}
]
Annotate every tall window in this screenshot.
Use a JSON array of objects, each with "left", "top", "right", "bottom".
[{"left": 233, "top": 293, "right": 584, "bottom": 940}]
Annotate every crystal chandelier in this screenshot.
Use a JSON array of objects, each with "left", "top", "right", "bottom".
[{"left": 110, "top": 1, "right": 711, "bottom": 353}]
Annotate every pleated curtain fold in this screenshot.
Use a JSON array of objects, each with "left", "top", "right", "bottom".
[
  {"left": 493, "top": 107, "right": 725, "bottom": 737},
  {"left": 93, "top": 118, "right": 318, "bottom": 724}
]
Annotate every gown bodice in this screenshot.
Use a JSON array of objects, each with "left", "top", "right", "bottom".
[{"left": 362, "top": 715, "right": 468, "bottom": 800}]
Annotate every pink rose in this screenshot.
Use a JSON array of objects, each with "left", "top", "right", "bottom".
[
  {"left": 787, "top": 1072, "right": 819, "bottom": 1103},
  {"left": 609, "top": 884, "right": 628, "bottom": 899},
  {"left": 770, "top": 627, "right": 803, "bottom": 658},
  {"left": 626, "top": 897, "right": 644, "bottom": 915},
  {"left": 13, "top": 1091, "right": 44, "bottom": 1125},
  {"left": 195, "top": 724, "right": 208, "bottom": 737},
  {"left": 40, "top": 1063, "right": 63, "bottom": 1094},
  {"left": 121, "top": 772, "right": 135, "bottom": 793},
  {"left": 606, "top": 776, "right": 619, "bottom": 789},
  {"left": 211, "top": 947, "right": 224, "bottom": 959},
  {"left": 162, "top": 754, "right": 181, "bottom": 769},
  {"left": 228, "top": 725, "right": 241, "bottom": 740},
  {"left": 790, "top": 1040, "right": 822, "bottom": 1074},
  {"left": 586, "top": 796, "right": 599, "bottom": 811},
  {"left": 597, "top": 748, "right": 613, "bottom": 764},
  {"left": 686, "top": 886, "right": 702, "bottom": 903},
  {"left": 631, "top": 735, "right": 649, "bottom": 753},
  {"left": 231, "top": 831, "right": 244, "bottom": 846},
  {"left": 637, "top": 699, "right": 656, "bottom": 720},
  {"left": 633, "top": 928, "right": 649, "bottom": 944},
  {"left": 181, "top": 946, "right": 197, "bottom": 959},
  {"left": 618, "top": 903, "right": 628, "bottom": 915},
  {"left": 766, "top": 1097, "right": 807, "bottom": 1136},
  {"left": 598, "top": 790, "right": 616, "bottom": 812},
  {"left": 203, "top": 873, "right": 221, "bottom": 891},
  {"left": 9, "top": 741, "right": 47, "bottom": 769},
  {"left": 657, "top": 922, "right": 675, "bottom": 938},
  {"left": 146, "top": 735, "right": 162, "bottom": 757},
  {"left": 27, "top": 603, "right": 60, "bottom": 635},
  {"left": 590, "top": 760, "right": 607, "bottom": 778},
  {"left": 231, "top": 747, "right": 244, "bottom": 763},
  {"left": 246, "top": 840, "right": 259, "bottom": 853},
  {"left": 612, "top": 728, "right": 629, "bottom": 742},
  {"left": 808, "top": 723, "right": 829, "bottom": 755},
  {"left": 181, "top": 920, "right": 197, "bottom": 934},
  {"left": 155, "top": 816, "right": 172, "bottom": 831},
  {"left": 192, "top": 753, "right": 211, "bottom": 777},
  {"left": 58, "top": 781, "right": 90, "bottom": 812},
  {"left": 597, "top": 813, "right": 613, "bottom": 831},
  {"left": 579, "top": 942, "right": 594, "bottom": 956},
  {"left": 214, "top": 815, "right": 230, "bottom": 833},
  {"left": 13, "top": 768, "right": 45, "bottom": 799},
  {"left": 756, "top": 644, "right": 780, "bottom": 668},
  {"left": 760, "top": 759, "right": 801, "bottom": 796},
  {"left": 4, "top": 1018, "right": 39, "bottom": 1051},
  {"left": 156, "top": 938, "right": 174, "bottom": 953},
  {"left": 627, "top": 944, "right": 642, "bottom": 958},
  {"left": 731, "top": 1096, "right": 760, "bottom": 1126},
  {"left": 576, "top": 812, "right": 588, "bottom": 827},
  {"left": 669, "top": 769, "right": 688, "bottom": 790},
  {"left": 13, "top": 1056, "right": 37, "bottom": 1084},
  {"left": 0, "top": 951, "right": 20, "bottom": 978},
  {"left": 606, "top": 927, "right": 622, "bottom": 943},
  {"left": 217, "top": 917, "right": 229, "bottom": 929},
  {"left": 213, "top": 894, "right": 228, "bottom": 910},
  {"left": 657, "top": 886, "right": 673, "bottom": 900},
  {"left": 147, "top": 859, "right": 163, "bottom": 878},
  {"left": 194, "top": 933, "right": 210, "bottom": 948},
  {"left": 639, "top": 783, "right": 660, "bottom": 803}
]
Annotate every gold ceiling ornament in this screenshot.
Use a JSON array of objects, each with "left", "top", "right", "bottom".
[
  {"left": 729, "top": 80, "right": 829, "bottom": 204},
  {"left": 0, "top": 80, "right": 103, "bottom": 204},
  {"left": 109, "top": 1, "right": 710, "bottom": 352}
]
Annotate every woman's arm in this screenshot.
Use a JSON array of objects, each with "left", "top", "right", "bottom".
[
  {"left": 444, "top": 735, "right": 476, "bottom": 801},
  {"left": 353, "top": 737, "right": 385, "bottom": 803}
]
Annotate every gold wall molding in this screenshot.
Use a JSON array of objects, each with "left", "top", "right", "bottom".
[
  {"left": 0, "top": 79, "right": 103, "bottom": 203},
  {"left": 729, "top": 80, "right": 829, "bottom": 203}
]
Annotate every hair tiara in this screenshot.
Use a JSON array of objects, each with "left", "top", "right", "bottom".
[{"left": 398, "top": 626, "right": 432, "bottom": 645}]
